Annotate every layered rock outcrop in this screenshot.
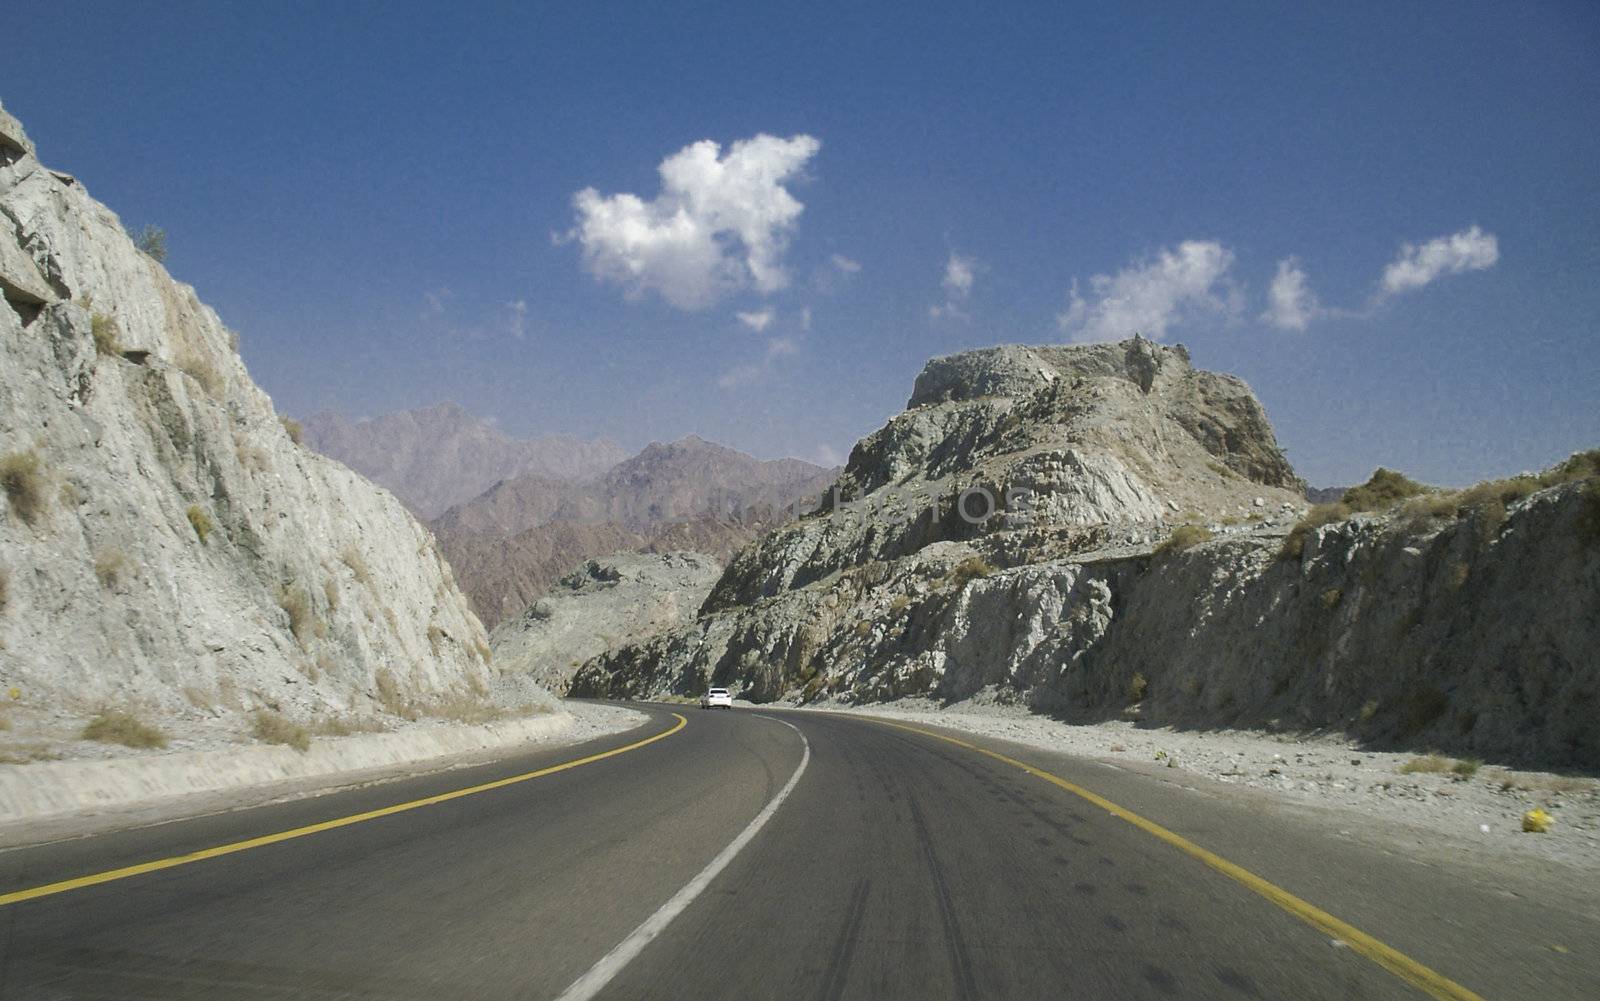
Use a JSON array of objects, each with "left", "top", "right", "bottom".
[
  {"left": 0, "top": 101, "right": 509, "bottom": 722},
  {"left": 573, "top": 337, "right": 1600, "bottom": 766}
]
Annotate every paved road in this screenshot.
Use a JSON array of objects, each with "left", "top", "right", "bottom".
[{"left": 0, "top": 705, "right": 1593, "bottom": 999}]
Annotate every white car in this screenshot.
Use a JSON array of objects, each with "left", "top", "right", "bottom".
[{"left": 700, "top": 687, "right": 733, "bottom": 709}]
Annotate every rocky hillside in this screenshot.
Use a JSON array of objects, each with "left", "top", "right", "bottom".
[
  {"left": 572, "top": 338, "right": 1600, "bottom": 767},
  {"left": 491, "top": 552, "right": 721, "bottom": 694},
  {"left": 0, "top": 101, "right": 509, "bottom": 726},
  {"left": 431, "top": 436, "right": 836, "bottom": 627},
  {"left": 301, "top": 403, "right": 626, "bottom": 520}
]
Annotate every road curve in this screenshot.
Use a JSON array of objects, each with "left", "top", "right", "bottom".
[{"left": 0, "top": 705, "right": 1591, "bottom": 999}]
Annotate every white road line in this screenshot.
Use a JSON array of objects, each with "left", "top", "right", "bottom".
[{"left": 551, "top": 714, "right": 812, "bottom": 1001}]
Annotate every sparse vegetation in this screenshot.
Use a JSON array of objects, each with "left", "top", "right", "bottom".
[
  {"left": 0, "top": 567, "right": 9, "bottom": 612},
  {"left": 1452, "top": 757, "right": 1481, "bottom": 778},
  {"left": 90, "top": 312, "right": 122, "bottom": 355},
  {"left": 1279, "top": 502, "right": 1351, "bottom": 560},
  {"left": 251, "top": 709, "right": 310, "bottom": 751},
  {"left": 82, "top": 710, "right": 167, "bottom": 749},
  {"left": 427, "top": 624, "right": 448, "bottom": 654},
  {"left": 94, "top": 548, "right": 126, "bottom": 588},
  {"left": 1397, "top": 754, "right": 1453, "bottom": 775},
  {"left": 312, "top": 715, "right": 387, "bottom": 737},
  {"left": 1155, "top": 523, "right": 1212, "bottom": 555},
  {"left": 1127, "top": 671, "right": 1148, "bottom": 703},
  {"left": 322, "top": 577, "right": 339, "bottom": 611},
  {"left": 1446, "top": 560, "right": 1470, "bottom": 591},
  {"left": 1, "top": 450, "right": 47, "bottom": 525},
  {"left": 889, "top": 593, "right": 911, "bottom": 613},
  {"left": 175, "top": 344, "right": 223, "bottom": 396},
  {"left": 1319, "top": 587, "right": 1342, "bottom": 610},
  {"left": 1358, "top": 699, "right": 1379, "bottom": 722},
  {"left": 948, "top": 556, "right": 996, "bottom": 588},
  {"left": 185, "top": 504, "right": 213, "bottom": 542},
  {"left": 278, "top": 585, "right": 312, "bottom": 642},
  {"left": 279, "top": 415, "right": 304, "bottom": 445},
  {"left": 1341, "top": 468, "right": 1430, "bottom": 511},
  {"left": 129, "top": 223, "right": 167, "bottom": 262},
  {"left": 854, "top": 620, "right": 873, "bottom": 638},
  {"left": 341, "top": 546, "right": 372, "bottom": 585}
]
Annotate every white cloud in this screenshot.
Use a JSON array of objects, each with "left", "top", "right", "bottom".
[
  {"left": 736, "top": 309, "right": 774, "bottom": 332},
  {"left": 1380, "top": 225, "right": 1499, "bottom": 296},
  {"left": 1261, "top": 258, "right": 1319, "bottom": 331},
  {"left": 568, "top": 133, "right": 821, "bottom": 310},
  {"left": 811, "top": 443, "right": 844, "bottom": 467},
  {"left": 504, "top": 299, "right": 528, "bottom": 339},
  {"left": 930, "top": 252, "right": 980, "bottom": 320},
  {"left": 717, "top": 336, "right": 800, "bottom": 389},
  {"left": 830, "top": 253, "right": 861, "bottom": 274},
  {"left": 1057, "top": 240, "right": 1237, "bottom": 343}
]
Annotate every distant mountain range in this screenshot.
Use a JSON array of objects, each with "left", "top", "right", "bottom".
[
  {"left": 300, "top": 406, "right": 838, "bottom": 626},
  {"left": 300, "top": 403, "right": 628, "bottom": 519}
]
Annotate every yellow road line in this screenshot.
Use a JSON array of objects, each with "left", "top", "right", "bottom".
[
  {"left": 1, "top": 713, "right": 688, "bottom": 908},
  {"left": 870, "top": 718, "right": 1487, "bottom": 1001}
]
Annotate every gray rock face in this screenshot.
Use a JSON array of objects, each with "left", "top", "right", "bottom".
[
  {"left": 573, "top": 339, "right": 1600, "bottom": 767},
  {"left": 0, "top": 104, "right": 505, "bottom": 721},
  {"left": 490, "top": 552, "right": 721, "bottom": 694},
  {"left": 301, "top": 403, "right": 628, "bottom": 520}
]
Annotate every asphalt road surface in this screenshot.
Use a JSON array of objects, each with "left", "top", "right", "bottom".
[{"left": 1, "top": 705, "right": 1594, "bottom": 1000}]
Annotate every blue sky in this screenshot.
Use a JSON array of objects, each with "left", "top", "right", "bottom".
[{"left": 5, "top": 1, "right": 1597, "bottom": 485}]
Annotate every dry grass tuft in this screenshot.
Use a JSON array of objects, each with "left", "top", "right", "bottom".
[
  {"left": 947, "top": 555, "right": 996, "bottom": 588},
  {"left": 1, "top": 450, "right": 48, "bottom": 525},
  {"left": 1397, "top": 754, "right": 1452, "bottom": 774},
  {"left": 94, "top": 548, "right": 127, "bottom": 588},
  {"left": 427, "top": 624, "right": 448, "bottom": 655},
  {"left": 322, "top": 577, "right": 339, "bottom": 611},
  {"left": 1279, "top": 503, "right": 1350, "bottom": 561},
  {"left": 1156, "top": 523, "right": 1213, "bottom": 556},
  {"left": 251, "top": 710, "right": 310, "bottom": 751},
  {"left": 90, "top": 312, "right": 123, "bottom": 355},
  {"left": 1319, "top": 587, "right": 1343, "bottom": 610},
  {"left": 341, "top": 546, "right": 372, "bottom": 586},
  {"left": 277, "top": 585, "right": 312, "bottom": 643},
  {"left": 174, "top": 344, "right": 224, "bottom": 397},
  {"left": 279, "top": 415, "right": 304, "bottom": 445},
  {"left": 185, "top": 504, "right": 213, "bottom": 542},
  {"left": 82, "top": 710, "right": 167, "bottom": 749},
  {"left": 1127, "top": 671, "right": 1149, "bottom": 703}
]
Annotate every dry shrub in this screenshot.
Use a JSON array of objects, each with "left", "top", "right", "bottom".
[
  {"left": 82, "top": 710, "right": 167, "bottom": 749},
  {"left": 427, "top": 624, "right": 447, "bottom": 655},
  {"left": 1, "top": 451, "right": 47, "bottom": 525},
  {"left": 1127, "top": 671, "right": 1149, "bottom": 703},
  {"left": 186, "top": 504, "right": 213, "bottom": 542},
  {"left": 854, "top": 620, "right": 872, "bottom": 638},
  {"left": 1341, "top": 468, "right": 1430, "bottom": 511},
  {"left": 279, "top": 415, "right": 304, "bottom": 445},
  {"left": 252, "top": 709, "right": 310, "bottom": 751},
  {"left": 1319, "top": 587, "right": 1342, "bottom": 609},
  {"left": 341, "top": 546, "right": 372, "bottom": 585},
  {"left": 1279, "top": 503, "right": 1350, "bottom": 561},
  {"left": 1398, "top": 754, "right": 1452, "bottom": 774},
  {"left": 323, "top": 577, "right": 340, "bottom": 611},
  {"left": 94, "top": 548, "right": 126, "bottom": 588},
  {"left": 889, "top": 593, "right": 911, "bottom": 613},
  {"left": 1155, "top": 523, "right": 1212, "bottom": 556},
  {"left": 948, "top": 555, "right": 996, "bottom": 588},
  {"left": 278, "top": 585, "right": 312, "bottom": 643},
  {"left": 90, "top": 312, "right": 122, "bottom": 355},
  {"left": 174, "top": 344, "right": 223, "bottom": 396},
  {"left": 374, "top": 668, "right": 415, "bottom": 719}
]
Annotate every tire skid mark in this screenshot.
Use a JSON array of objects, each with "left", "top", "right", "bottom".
[{"left": 907, "top": 794, "right": 980, "bottom": 1001}]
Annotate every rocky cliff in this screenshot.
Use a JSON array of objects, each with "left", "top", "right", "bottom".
[
  {"left": 490, "top": 552, "right": 721, "bottom": 694},
  {"left": 0, "top": 101, "right": 508, "bottom": 726},
  {"left": 572, "top": 338, "right": 1600, "bottom": 767}
]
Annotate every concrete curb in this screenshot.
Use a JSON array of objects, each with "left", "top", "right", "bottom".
[{"left": 0, "top": 711, "right": 577, "bottom": 825}]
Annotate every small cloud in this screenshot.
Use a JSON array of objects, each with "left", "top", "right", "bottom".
[
  {"left": 1057, "top": 240, "right": 1237, "bottom": 343},
  {"left": 830, "top": 253, "right": 861, "bottom": 274},
  {"left": 930, "top": 251, "right": 980, "bottom": 321},
  {"left": 566, "top": 134, "right": 822, "bottom": 310},
  {"left": 717, "top": 336, "right": 800, "bottom": 389},
  {"left": 812, "top": 443, "right": 844, "bottom": 466},
  {"left": 1379, "top": 225, "right": 1499, "bottom": 296},
  {"left": 504, "top": 300, "right": 529, "bottom": 339},
  {"left": 737, "top": 308, "right": 774, "bottom": 332},
  {"left": 421, "top": 287, "right": 453, "bottom": 319},
  {"left": 1261, "top": 258, "right": 1319, "bottom": 331}
]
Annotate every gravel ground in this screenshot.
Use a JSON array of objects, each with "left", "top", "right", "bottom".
[{"left": 805, "top": 696, "right": 1600, "bottom": 874}]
